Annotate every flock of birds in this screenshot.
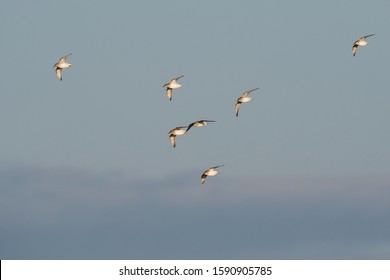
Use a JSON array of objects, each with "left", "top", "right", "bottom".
[
  {"left": 163, "top": 75, "right": 230, "bottom": 184},
  {"left": 53, "top": 34, "right": 375, "bottom": 184}
]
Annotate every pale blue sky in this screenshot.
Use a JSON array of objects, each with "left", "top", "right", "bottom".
[{"left": 1, "top": 0, "right": 390, "bottom": 259}]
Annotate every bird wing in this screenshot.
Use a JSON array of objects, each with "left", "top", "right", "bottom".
[
  {"left": 212, "top": 165, "right": 224, "bottom": 169},
  {"left": 55, "top": 68, "right": 62, "bottom": 81},
  {"left": 244, "top": 88, "right": 260, "bottom": 96},
  {"left": 352, "top": 45, "right": 358, "bottom": 56},
  {"left": 199, "top": 120, "right": 216, "bottom": 123},
  {"left": 235, "top": 102, "right": 241, "bottom": 117},
  {"left": 59, "top": 53, "right": 72, "bottom": 63},
  {"left": 169, "top": 135, "right": 176, "bottom": 148},
  {"left": 166, "top": 88, "right": 172, "bottom": 100},
  {"left": 201, "top": 174, "right": 207, "bottom": 184},
  {"left": 363, "top": 34, "right": 375, "bottom": 39},
  {"left": 172, "top": 75, "right": 184, "bottom": 81},
  {"left": 186, "top": 122, "right": 195, "bottom": 132}
]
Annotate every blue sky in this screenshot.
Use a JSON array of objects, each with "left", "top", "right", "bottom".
[{"left": 1, "top": 0, "right": 390, "bottom": 259}]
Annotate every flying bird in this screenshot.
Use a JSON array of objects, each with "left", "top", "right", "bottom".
[
  {"left": 186, "top": 120, "right": 216, "bottom": 132},
  {"left": 168, "top": 126, "right": 187, "bottom": 148},
  {"left": 53, "top": 53, "right": 72, "bottom": 81},
  {"left": 235, "top": 88, "right": 259, "bottom": 117},
  {"left": 163, "top": 75, "right": 184, "bottom": 100},
  {"left": 352, "top": 34, "right": 375, "bottom": 56},
  {"left": 201, "top": 165, "right": 224, "bottom": 184}
]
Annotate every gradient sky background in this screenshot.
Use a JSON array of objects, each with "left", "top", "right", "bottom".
[{"left": 1, "top": 0, "right": 390, "bottom": 259}]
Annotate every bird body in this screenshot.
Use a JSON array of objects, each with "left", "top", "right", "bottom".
[
  {"left": 163, "top": 75, "right": 184, "bottom": 100},
  {"left": 165, "top": 80, "right": 182, "bottom": 89},
  {"left": 238, "top": 95, "right": 253, "bottom": 103},
  {"left": 168, "top": 126, "right": 187, "bottom": 148},
  {"left": 168, "top": 126, "right": 187, "bottom": 136},
  {"left": 186, "top": 120, "right": 215, "bottom": 132},
  {"left": 235, "top": 88, "right": 259, "bottom": 117},
  {"left": 54, "top": 53, "right": 72, "bottom": 81},
  {"left": 201, "top": 165, "right": 224, "bottom": 184},
  {"left": 352, "top": 34, "right": 375, "bottom": 56}
]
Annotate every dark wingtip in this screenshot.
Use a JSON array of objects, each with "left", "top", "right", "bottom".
[{"left": 186, "top": 124, "right": 193, "bottom": 132}]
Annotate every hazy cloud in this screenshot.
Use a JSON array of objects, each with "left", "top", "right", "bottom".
[{"left": 1, "top": 166, "right": 389, "bottom": 259}]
